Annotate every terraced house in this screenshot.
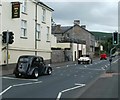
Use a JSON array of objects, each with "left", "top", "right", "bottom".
[{"left": 0, "top": 0, "right": 54, "bottom": 65}]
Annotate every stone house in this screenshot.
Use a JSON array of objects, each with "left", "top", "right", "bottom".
[{"left": 52, "top": 20, "right": 95, "bottom": 60}]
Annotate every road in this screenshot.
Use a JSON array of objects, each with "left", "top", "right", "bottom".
[{"left": 1, "top": 56, "right": 119, "bottom": 100}]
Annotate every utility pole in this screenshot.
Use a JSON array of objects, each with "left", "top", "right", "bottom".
[{"left": 6, "top": 30, "right": 9, "bottom": 65}]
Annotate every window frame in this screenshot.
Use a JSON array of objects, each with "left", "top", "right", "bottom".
[
  {"left": 36, "top": 23, "right": 41, "bottom": 41},
  {"left": 21, "top": 20, "right": 27, "bottom": 38}
]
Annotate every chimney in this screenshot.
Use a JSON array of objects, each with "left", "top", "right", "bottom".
[
  {"left": 81, "top": 25, "right": 86, "bottom": 29},
  {"left": 74, "top": 20, "right": 80, "bottom": 25},
  {"left": 55, "top": 24, "right": 61, "bottom": 33}
]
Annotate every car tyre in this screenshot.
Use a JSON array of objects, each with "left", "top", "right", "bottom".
[
  {"left": 32, "top": 69, "right": 39, "bottom": 78},
  {"left": 15, "top": 73, "right": 21, "bottom": 78},
  {"left": 47, "top": 68, "right": 52, "bottom": 75}
]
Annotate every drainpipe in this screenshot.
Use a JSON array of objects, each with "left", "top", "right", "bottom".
[{"left": 35, "top": 2, "right": 37, "bottom": 55}]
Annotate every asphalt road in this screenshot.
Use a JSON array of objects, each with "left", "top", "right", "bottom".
[{"left": 1, "top": 56, "right": 119, "bottom": 100}]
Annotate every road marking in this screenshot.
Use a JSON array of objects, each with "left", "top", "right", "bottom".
[
  {"left": 0, "top": 81, "right": 42, "bottom": 96},
  {"left": 101, "top": 67, "right": 105, "bottom": 70},
  {"left": 112, "top": 59, "right": 119, "bottom": 64},
  {"left": 2, "top": 77, "right": 38, "bottom": 81},
  {"left": 74, "top": 64, "right": 77, "bottom": 66},
  {"left": 105, "top": 65, "right": 108, "bottom": 68},
  {"left": 84, "top": 65, "right": 87, "bottom": 68},
  {"left": 56, "top": 83, "right": 85, "bottom": 100},
  {"left": 0, "top": 86, "right": 12, "bottom": 96},
  {"left": 56, "top": 67, "right": 61, "bottom": 69},
  {"left": 13, "top": 81, "right": 42, "bottom": 87},
  {"left": 66, "top": 65, "right": 69, "bottom": 67},
  {"left": 79, "top": 67, "right": 103, "bottom": 71}
]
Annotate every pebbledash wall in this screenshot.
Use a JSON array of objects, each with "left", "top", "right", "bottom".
[{"left": 0, "top": 0, "right": 54, "bottom": 65}]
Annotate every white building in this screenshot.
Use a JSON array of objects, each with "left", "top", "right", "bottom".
[{"left": 0, "top": 0, "right": 54, "bottom": 65}]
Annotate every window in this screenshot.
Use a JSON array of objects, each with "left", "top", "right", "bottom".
[
  {"left": 36, "top": 24, "right": 41, "bottom": 40},
  {"left": 21, "top": 20, "right": 27, "bottom": 37},
  {"left": 47, "top": 27, "right": 50, "bottom": 41},
  {"left": 22, "top": 0, "right": 27, "bottom": 13},
  {"left": 42, "top": 8, "right": 46, "bottom": 22}
]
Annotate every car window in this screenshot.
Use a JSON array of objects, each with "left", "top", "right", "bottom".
[{"left": 19, "top": 57, "right": 29, "bottom": 62}]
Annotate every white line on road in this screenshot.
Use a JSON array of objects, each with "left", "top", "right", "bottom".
[
  {"left": 101, "top": 67, "right": 105, "bottom": 70},
  {"left": 56, "top": 83, "right": 85, "bottom": 100},
  {"left": 56, "top": 67, "right": 61, "bottom": 69},
  {"left": 0, "top": 81, "right": 42, "bottom": 96},
  {"left": 84, "top": 65, "right": 87, "bottom": 68},
  {"left": 105, "top": 65, "right": 108, "bottom": 68},
  {"left": 0, "top": 86, "right": 12, "bottom": 96},
  {"left": 13, "top": 81, "right": 42, "bottom": 87},
  {"left": 2, "top": 77, "right": 38, "bottom": 81},
  {"left": 79, "top": 67, "right": 103, "bottom": 71}
]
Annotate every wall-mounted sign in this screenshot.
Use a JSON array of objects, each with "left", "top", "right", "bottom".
[{"left": 12, "top": 2, "right": 20, "bottom": 18}]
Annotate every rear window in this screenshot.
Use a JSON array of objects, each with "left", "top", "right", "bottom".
[
  {"left": 81, "top": 55, "right": 90, "bottom": 57},
  {"left": 19, "top": 57, "right": 30, "bottom": 62}
]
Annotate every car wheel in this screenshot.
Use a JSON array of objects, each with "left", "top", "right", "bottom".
[
  {"left": 32, "top": 69, "right": 39, "bottom": 78},
  {"left": 78, "top": 61, "right": 80, "bottom": 64},
  {"left": 47, "top": 68, "right": 52, "bottom": 75},
  {"left": 15, "top": 73, "right": 21, "bottom": 78}
]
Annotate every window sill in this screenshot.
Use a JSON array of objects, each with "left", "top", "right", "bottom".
[
  {"left": 36, "top": 39, "right": 41, "bottom": 41},
  {"left": 20, "top": 37, "right": 28, "bottom": 39},
  {"left": 46, "top": 40, "right": 50, "bottom": 42},
  {"left": 42, "top": 21, "right": 46, "bottom": 24},
  {"left": 21, "top": 12, "right": 28, "bottom": 15}
]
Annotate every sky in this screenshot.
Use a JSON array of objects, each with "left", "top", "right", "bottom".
[{"left": 41, "top": 0, "right": 119, "bottom": 33}]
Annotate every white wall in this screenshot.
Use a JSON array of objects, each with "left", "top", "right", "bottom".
[
  {"left": 72, "top": 43, "right": 77, "bottom": 61},
  {"left": 1, "top": 0, "right": 53, "bottom": 65}
]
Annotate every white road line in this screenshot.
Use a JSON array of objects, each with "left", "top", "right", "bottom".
[
  {"left": 0, "top": 81, "right": 42, "bottom": 96},
  {"left": 101, "top": 67, "right": 105, "bottom": 70},
  {"left": 66, "top": 65, "right": 69, "bottom": 67},
  {"left": 79, "top": 68, "right": 103, "bottom": 71},
  {"left": 13, "top": 81, "right": 42, "bottom": 87},
  {"left": 105, "top": 65, "right": 108, "bottom": 68},
  {"left": 0, "top": 86, "right": 12, "bottom": 96},
  {"left": 84, "top": 65, "right": 87, "bottom": 68},
  {"left": 2, "top": 77, "right": 38, "bottom": 81},
  {"left": 112, "top": 59, "right": 118, "bottom": 64},
  {"left": 56, "top": 67, "right": 60, "bottom": 69},
  {"left": 56, "top": 84, "right": 85, "bottom": 100}
]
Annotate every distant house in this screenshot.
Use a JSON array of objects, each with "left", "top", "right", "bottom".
[{"left": 52, "top": 20, "right": 95, "bottom": 60}]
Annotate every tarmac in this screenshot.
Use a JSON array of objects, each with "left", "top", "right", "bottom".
[{"left": 78, "top": 56, "right": 119, "bottom": 99}]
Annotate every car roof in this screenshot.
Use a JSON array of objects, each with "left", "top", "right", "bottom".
[{"left": 19, "top": 55, "right": 43, "bottom": 58}]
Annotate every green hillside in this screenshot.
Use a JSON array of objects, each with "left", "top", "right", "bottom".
[{"left": 91, "top": 31, "right": 112, "bottom": 40}]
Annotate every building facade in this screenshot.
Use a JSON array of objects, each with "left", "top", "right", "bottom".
[
  {"left": 52, "top": 20, "right": 95, "bottom": 59},
  {"left": 0, "top": 0, "right": 53, "bottom": 65}
]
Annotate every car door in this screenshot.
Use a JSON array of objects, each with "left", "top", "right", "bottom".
[{"left": 39, "top": 57, "right": 46, "bottom": 74}]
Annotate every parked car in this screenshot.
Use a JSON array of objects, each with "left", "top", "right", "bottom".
[
  {"left": 100, "top": 54, "right": 107, "bottom": 60},
  {"left": 13, "top": 55, "right": 52, "bottom": 78},
  {"left": 78, "top": 55, "right": 92, "bottom": 64}
]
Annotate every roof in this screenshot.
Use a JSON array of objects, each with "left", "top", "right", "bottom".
[{"left": 53, "top": 24, "right": 94, "bottom": 35}]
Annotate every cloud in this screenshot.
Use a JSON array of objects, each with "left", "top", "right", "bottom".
[{"left": 43, "top": 1, "right": 119, "bottom": 32}]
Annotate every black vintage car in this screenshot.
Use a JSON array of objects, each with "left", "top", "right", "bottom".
[{"left": 13, "top": 55, "right": 52, "bottom": 78}]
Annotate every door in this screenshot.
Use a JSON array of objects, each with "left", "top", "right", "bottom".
[{"left": 78, "top": 50, "right": 82, "bottom": 58}]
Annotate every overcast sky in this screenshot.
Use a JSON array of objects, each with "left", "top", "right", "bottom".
[{"left": 41, "top": 0, "right": 119, "bottom": 33}]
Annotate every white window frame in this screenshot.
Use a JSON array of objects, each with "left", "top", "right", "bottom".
[
  {"left": 21, "top": 20, "right": 27, "bottom": 38},
  {"left": 36, "top": 23, "right": 41, "bottom": 40},
  {"left": 22, "top": 0, "right": 27, "bottom": 13},
  {"left": 46, "top": 26, "right": 50, "bottom": 41},
  {"left": 42, "top": 8, "right": 46, "bottom": 22}
]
